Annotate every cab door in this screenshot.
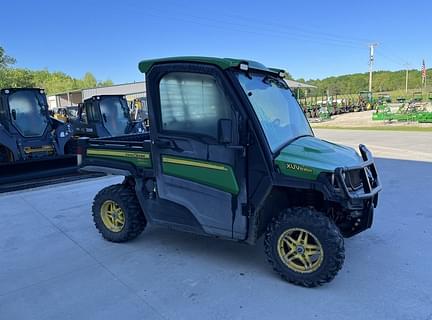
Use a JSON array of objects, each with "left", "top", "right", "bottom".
[
  {"left": 83, "top": 101, "right": 109, "bottom": 137},
  {"left": 8, "top": 89, "right": 49, "bottom": 138},
  {"left": 146, "top": 64, "right": 247, "bottom": 240}
]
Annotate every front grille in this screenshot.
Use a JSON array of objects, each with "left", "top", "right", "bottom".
[{"left": 345, "top": 169, "right": 363, "bottom": 190}]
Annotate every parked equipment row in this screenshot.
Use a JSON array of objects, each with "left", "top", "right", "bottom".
[{"left": 0, "top": 88, "right": 147, "bottom": 185}]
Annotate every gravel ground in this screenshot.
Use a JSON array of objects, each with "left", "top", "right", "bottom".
[{"left": 310, "top": 109, "right": 432, "bottom": 128}]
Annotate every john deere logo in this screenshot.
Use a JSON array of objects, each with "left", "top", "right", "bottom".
[
  {"left": 125, "top": 152, "right": 149, "bottom": 159},
  {"left": 286, "top": 163, "right": 313, "bottom": 173}
]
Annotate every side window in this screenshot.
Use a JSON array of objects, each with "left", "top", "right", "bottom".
[
  {"left": 85, "top": 102, "right": 99, "bottom": 122},
  {"left": 159, "top": 72, "right": 231, "bottom": 138}
]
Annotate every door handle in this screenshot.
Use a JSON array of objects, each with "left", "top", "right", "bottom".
[
  {"left": 226, "top": 145, "right": 244, "bottom": 151},
  {"left": 153, "top": 139, "right": 171, "bottom": 148},
  {"left": 226, "top": 145, "right": 246, "bottom": 157},
  {"left": 153, "top": 139, "right": 184, "bottom": 152}
]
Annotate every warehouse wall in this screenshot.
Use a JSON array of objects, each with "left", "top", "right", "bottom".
[{"left": 82, "top": 81, "right": 146, "bottom": 100}]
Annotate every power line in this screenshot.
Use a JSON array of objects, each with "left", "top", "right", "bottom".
[
  {"left": 144, "top": 7, "right": 367, "bottom": 49},
  {"left": 144, "top": 5, "right": 417, "bottom": 82}
]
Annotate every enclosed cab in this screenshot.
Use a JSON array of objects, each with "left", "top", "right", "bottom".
[
  {"left": 72, "top": 95, "right": 145, "bottom": 138},
  {"left": 0, "top": 88, "right": 73, "bottom": 163},
  {"left": 358, "top": 90, "right": 374, "bottom": 111}
]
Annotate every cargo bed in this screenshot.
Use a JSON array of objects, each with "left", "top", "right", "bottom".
[{"left": 78, "top": 133, "right": 153, "bottom": 177}]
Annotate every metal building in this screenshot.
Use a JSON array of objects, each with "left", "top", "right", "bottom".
[
  {"left": 47, "top": 81, "right": 146, "bottom": 109},
  {"left": 81, "top": 81, "right": 146, "bottom": 100},
  {"left": 47, "top": 79, "right": 313, "bottom": 109}
]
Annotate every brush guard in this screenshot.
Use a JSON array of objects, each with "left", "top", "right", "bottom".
[{"left": 334, "top": 144, "right": 381, "bottom": 207}]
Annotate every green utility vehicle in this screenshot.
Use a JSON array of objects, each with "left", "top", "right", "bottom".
[
  {"left": 78, "top": 57, "right": 382, "bottom": 287},
  {"left": 377, "top": 94, "right": 392, "bottom": 104}
]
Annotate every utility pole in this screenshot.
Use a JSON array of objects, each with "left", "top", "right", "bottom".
[
  {"left": 368, "top": 43, "right": 378, "bottom": 92},
  {"left": 404, "top": 63, "right": 410, "bottom": 94}
]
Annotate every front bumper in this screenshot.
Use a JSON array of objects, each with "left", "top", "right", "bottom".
[{"left": 334, "top": 144, "right": 382, "bottom": 207}]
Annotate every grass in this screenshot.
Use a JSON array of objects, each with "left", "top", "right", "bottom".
[{"left": 311, "top": 125, "right": 432, "bottom": 132}]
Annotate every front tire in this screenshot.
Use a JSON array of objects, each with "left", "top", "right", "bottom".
[
  {"left": 265, "top": 207, "right": 344, "bottom": 287},
  {"left": 92, "top": 184, "right": 146, "bottom": 242}
]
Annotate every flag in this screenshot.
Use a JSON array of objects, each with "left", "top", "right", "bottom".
[{"left": 421, "top": 59, "right": 426, "bottom": 86}]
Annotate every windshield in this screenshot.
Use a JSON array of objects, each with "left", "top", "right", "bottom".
[
  {"left": 236, "top": 72, "right": 313, "bottom": 152},
  {"left": 8, "top": 90, "right": 48, "bottom": 137},
  {"left": 67, "top": 107, "right": 78, "bottom": 118},
  {"left": 99, "top": 97, "right": 130, "bottom": 136}
]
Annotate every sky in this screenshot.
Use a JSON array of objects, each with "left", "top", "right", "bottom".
[{"left": 1, "top": 0, "right": 431, "bottom": 84}]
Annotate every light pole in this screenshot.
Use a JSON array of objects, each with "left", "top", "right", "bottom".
[
  {"left": 368, "top": 43, "right": 378, "bottom": 92},
  {"left": 404, "top": 63, "right": 410, "bottom": 94}
]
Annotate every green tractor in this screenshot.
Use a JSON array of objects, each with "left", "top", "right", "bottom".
[
  {"left": 412, "top": 91, "right": 423, "bottom": 102},
  {"left": 357, "top": 91, "right": 375, "bottom": 111},
  {"left": 78, "top": 57, "right": 382, "bottom": 287}
]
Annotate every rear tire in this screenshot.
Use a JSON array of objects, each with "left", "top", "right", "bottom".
[
  {"left": 0, "top": 146, "right": 13, "bottom": 164},
  {"left": 64, "top": 140, "right": 78, "bottom": 155},
  {"left": 265, "top": 207, "right": 345, "bottom": 287},
  {"left": 92, "top": 184, "right": 146, "bottom": 242}
]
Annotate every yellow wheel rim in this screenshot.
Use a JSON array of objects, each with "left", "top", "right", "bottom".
[
  {"left": 100, "top": 200, "right": 125, "bottom": 232},
  {"left": 277, "top": 228, "right": 324, "bottom": 273}
]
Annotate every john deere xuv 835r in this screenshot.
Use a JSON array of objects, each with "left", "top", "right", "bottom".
[{"left": 78, "top": 57, "right": 382, "bottom": 287}]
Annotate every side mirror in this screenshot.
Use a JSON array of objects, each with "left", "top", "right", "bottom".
[
  {"left": 218, "top": 118, "right": 232, "bottom": 144},
  {"left": 11, "top": 109, "right": 17, "bottom": 120}
]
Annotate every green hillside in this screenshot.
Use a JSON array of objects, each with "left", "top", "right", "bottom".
[{"left": 302, "top": 68, "right": 431, "bottom": 95}]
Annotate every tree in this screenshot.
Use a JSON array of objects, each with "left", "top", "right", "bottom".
[
  {"left": 0, "top": 46, "right": 16, "bottom": 68},
  {"left": 97, "top": 79, "right": 114, "bottom": 87},
  {"left": 0, "top": 48, "right": 114, "bottom": 94},
  {"left": 0, "top": 68, "right": 34, "bottom": 88},
  {"left": 82, "top": 72, "right": 97, "bottom": 88}
]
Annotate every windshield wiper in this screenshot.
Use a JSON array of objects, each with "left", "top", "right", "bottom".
[
  {"left": 263, "top": 75, "right": 288, "bottom": 88},
  {"left": 273, "top": 134, "right": 313, "bottom": 157}
]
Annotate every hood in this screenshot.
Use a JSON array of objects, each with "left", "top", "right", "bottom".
[{"left": 275, "top": 136, "right": 363, "bottom": 180}]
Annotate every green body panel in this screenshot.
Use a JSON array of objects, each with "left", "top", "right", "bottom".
[
  {"left": 138, "top": 56, "right": 273, "bottom": 74},
  {"left": 86, "top": 149, "right": 152, "bottom": 168},
  {"left": 275, "top": 137, "right": 362, "bottom": 180},
  {"left": 161, "top": 155, "right": 239, "bottom": 195}
]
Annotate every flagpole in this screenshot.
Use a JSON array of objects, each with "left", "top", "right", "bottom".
[{"left": 423, "top": 59, "right": 427, "bottom": 90}]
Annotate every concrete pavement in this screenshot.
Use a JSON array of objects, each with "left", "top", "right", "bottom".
[
  {"left": 1, "top": 131, "right": 432, "bottom": 320},
  {"left": 314, "top": 128, "right": 432, "bottom": 162}
]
